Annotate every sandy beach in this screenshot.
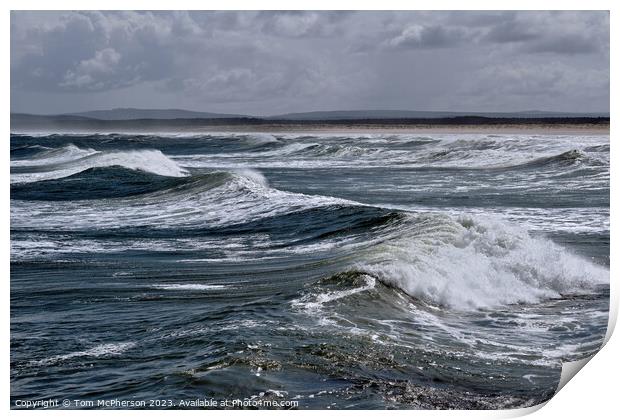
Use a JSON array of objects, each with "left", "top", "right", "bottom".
[
  {"left": 126, "top": 123, "right": 610, "bottom": 136},
  {"left": 15, "top": 124, "right": 607, "bottom": 136}
]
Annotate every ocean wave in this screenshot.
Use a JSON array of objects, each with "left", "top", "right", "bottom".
[
  {"left": 10, "top": 163, "right": 362, "bottom": 232},
  {"left": 11, "top": 145, "right": 187, "bottom": 184},
  {"left": 10, "top": 164, "right": 262, "bottom": 201},
  {"left": 292, "top": 274, "right": 377, "bottom": 315},
  {"left": 11, "top": 143, "right": 98, "bottom": 167},
  {"left": 179, "top": 138, "right": 609, "bottom": 172},
  {"left": 358, "top": 214, "right": 608, "bottom": 310},
  {"left": 502, "top": 149, "right": 603, "bottom": 170},
  {"left": 11, "top": 166, "right": 190, "bottom": 201},
  {"left": 10, "top": 150, "right": 609, "bottom": 306},
  {"left": 9, "top": 139, "right": 609, "bottom": 310},
  {"left": 11, "top": 134, "right": 609, "bottom": 173}
]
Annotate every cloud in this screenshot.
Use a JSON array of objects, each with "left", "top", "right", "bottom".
[
  {"left": 11, "top": 11, "right": 193, "bottom": 92},
  {"left": 258, "top": 11, "right": 351, "bottom": 38},
  {"left": 385, "top": 24, "right": 472, "bottom": 49},
  {"left": 61, "top": 48, "right": 122, "bottom": 89},
  {"left": 459, "top": 60, "right": 609, "bottom": 112},
  {"left": 10, "top": 11, "right": 610, "bottom": 114},
  {"left": 525, "top": 33, "right": 599, "bottom": 55},
  {"left": 481, "top": 11, "right": 607, "bottom": 55},
  {"left": 484, "top": 18, "right": 538, "bottom": 43}
]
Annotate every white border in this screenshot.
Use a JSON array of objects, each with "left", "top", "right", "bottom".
[{"left": 3, "top": 1, "right": 616, "bottom": 419}]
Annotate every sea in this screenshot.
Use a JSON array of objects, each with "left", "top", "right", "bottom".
[{"left": 10, "top": 131, "right": 610, "bottom": 409}]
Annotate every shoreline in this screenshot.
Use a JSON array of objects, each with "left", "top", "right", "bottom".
[
  {"left": 11, "top": 123, "right": 610, "bottom": 136},
  {"left": 171, "top": 123, "right": 610, "bottom": 135}
]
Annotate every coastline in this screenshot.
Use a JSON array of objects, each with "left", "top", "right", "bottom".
[
  {"left": 11, "top": 123, "right": 610, "bottom": 136},
  {"left": 162, "top": 123, "right": 610, "bottom": 135}
]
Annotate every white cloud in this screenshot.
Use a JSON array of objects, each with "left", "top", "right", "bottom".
[{"left": 62, "top": 48, "right": 122, "bottom": 89}]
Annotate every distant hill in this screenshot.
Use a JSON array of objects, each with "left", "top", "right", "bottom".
[
  {"left": 65, "top": 108, "right": 247, "bottom": 120},
  {"left": 10, "top": 113, "right": 261, "bottom": 131},
  {"left": 268, "top": 109, "right": 610, "bottom": 120},
  {"left": 11, "top": 108, "right": 609, "bottom": 122},
  {"left": 10, "top": 113, "right": 609, "bottom": 133},
  {"left": 10, "top": 108, "right": 610, "bottom": 132}
]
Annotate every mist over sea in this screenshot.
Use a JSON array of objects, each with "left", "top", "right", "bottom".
[{"left": 10, "top": 132, "right": 609, "bottom": 409}]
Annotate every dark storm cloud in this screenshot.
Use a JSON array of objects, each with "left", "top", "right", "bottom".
[{"left": 10, "top": 11, "right": 609, "bottom": 114}]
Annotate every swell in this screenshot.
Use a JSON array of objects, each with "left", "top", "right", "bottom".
[
  {"left": 9, "top": 162, "right": 365, "bottom": 235},
  {"left": 11, "top": 134, "right": 609, "bottom": 172},
  {"left": 411, "top": 149, "right": 603, "bottom": 171},
  {"left": 10, "top": 145, "right": 187, "bottom": 184},
  {"left": 10, "top": 139, "right": 610, "bottom": 312},
  {"left": 295, "top": 213, "right": 609, "bottom": 312},
  {"left": 9, "top": 133, "right": 283, "bottom": 159},
  {"left": 498, "top": 149, "right": 601, "bottom": 170},
  {"left": 357, "top": 214, "right": 609, "bottom": 310},
  {"left": 11, "top": 167, "right": 609, "bottom": 312},
  {"left": 10, "top": 167, "right": 235, "bottom": 201}
]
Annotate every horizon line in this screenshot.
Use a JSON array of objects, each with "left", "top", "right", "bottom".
[{"left": 10, "top": 107, "right": 611, "bottom": 118}]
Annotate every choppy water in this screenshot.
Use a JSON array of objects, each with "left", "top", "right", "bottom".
[{"left": 10, "top": 132, "right": 609, "bottom": 409}]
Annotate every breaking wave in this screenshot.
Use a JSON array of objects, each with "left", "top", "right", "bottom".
[
  {"left": 10, "top": 144, "right": 187, "bottom": 184},
  {"left": 357, "top": 214, "right": 608, "bottom": 310},
  {"left": 10, "top": 145, "right": 609, "bottom": 312}
]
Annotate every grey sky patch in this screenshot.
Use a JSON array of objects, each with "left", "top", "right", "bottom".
[
  {"left": 525, "top": 33, "right": 600, "bottom": 55},
  {"left": 484, "top": 18, "right": 538, "bottom": 43},
  {"left": 10, "top": 10, "right": 609, "bottom": 115},
  {"left": 483, "top": 11, "right": 607, "bottom": 55},
  {"left": 259, "top": 10, "right": 350, "bottom": 38},
  {"left": 385, "top": 24, "right": 473, "bottom": 49}
]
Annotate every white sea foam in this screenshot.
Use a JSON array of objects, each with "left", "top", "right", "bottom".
[
  {"left": 11, "top": 166, "right": 361, "bottom": 233},
  {"left": 231, "top": 168, "right": 269, "bottom": 187},
  {"left": 292, "top": 274, "right": 376, "bottom": 314},
  {"left": 151, "top": 283, "right": 227, "bottom": 291},
  {"left": 360, "top": 214, "right": 609, "bottom": 310},
  {"left": 243, "top": 133, "right": 280, "bottom": 145},
  {"left": 373, "top": 205, "right": 609, "bottom": 235},
  {"left": 171, "top": 133, "right": 609, "bottom": 171},
  {"left": 11, "top": 146, "right": 187, "bottom": 183},
  {"left": 34, "top": 342, "right": 136, "bottom": 366},
  {"left": 11, "top": 144, "right": 98, "bottom": 167}
]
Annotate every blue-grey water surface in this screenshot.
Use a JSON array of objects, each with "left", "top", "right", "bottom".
[{"left": 10, "top": 132, "right": 610, "bottom": 409}]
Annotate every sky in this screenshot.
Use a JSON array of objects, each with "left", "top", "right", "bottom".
[{"left": 10, "top": 11, "right": 610, "bottom": 115}]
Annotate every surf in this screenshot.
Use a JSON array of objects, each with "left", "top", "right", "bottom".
[
  {"left": 10, "top": 144, "right": 187, "bottom": 184},
  {"left": 355, "top": 213, "right": 608, "bottom": 310}
]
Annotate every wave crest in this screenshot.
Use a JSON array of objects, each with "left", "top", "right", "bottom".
[
  {"left": 360, "top": 214, "right": 608, "bottom": 310},
  {"left": 11, "top": 145, "right": 187, "bottom": 184}
]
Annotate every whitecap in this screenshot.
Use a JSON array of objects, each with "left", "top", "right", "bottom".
[
  {"left": 34, "top": 342, "right": 136, "bottom": 366},
  {"left": 359, "top": 214, "right": 609, "bottom": 310},
  {"left": 151, "top": 283, "right": 228, "bottom": 291},
  {"left": 11, "top": 146, "right": 187, "bottom": 183}
]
